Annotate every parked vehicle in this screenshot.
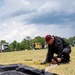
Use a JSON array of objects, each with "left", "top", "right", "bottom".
[{"left": 0, "top": 43, "right": 8, "bottom": 52}]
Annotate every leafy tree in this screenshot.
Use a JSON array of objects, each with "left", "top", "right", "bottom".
[
  {"left": 0, "top": 40, "right": 7, "bottom": 43},
  {"left": 32, "top": 36, "right": 46, "bottom": 48},
  {"left": 20, "top": 38, "right": 31, "bottom": 50},
  {"left": 8, "top": 40, "right": 19, "bottom": 51},
  {"left": 68, "top": 36, "right": 75, "bottom": 45},
  {"left": 63, "top": 36, "right": 75, "bottom": 45},
  {"left": 2, "top": 36, "right": 75, "bottom": 52},
  {"left": 26, "top": 36, "right": 32, "bottom": 49}
]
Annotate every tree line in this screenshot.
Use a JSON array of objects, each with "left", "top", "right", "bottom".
[{"left": 0, "top": 36, "right": 75, "bottom": 52}]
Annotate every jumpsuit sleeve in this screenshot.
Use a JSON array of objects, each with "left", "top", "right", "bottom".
[
  {"left": 45, "top": 44, "right": 54, "bottom": 62},
  {"left": 57, "top": 41, "right": 63, "bottom": 58}
]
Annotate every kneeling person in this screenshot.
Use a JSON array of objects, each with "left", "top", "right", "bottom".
[{"left": 41, "top": 35, "right": 71, "bottom": 64}]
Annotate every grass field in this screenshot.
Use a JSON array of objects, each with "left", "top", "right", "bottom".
[{"left": 0, "top": 47, "right": 75, "bottom": 75}]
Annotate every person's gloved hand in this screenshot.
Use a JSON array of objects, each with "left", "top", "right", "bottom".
[{"left": 51, "top": 59, "right": 57, "bottom": 64}]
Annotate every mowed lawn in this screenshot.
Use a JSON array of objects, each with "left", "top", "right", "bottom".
[{"left": 0, "top": 47, "right": 75, "bottom": 75}]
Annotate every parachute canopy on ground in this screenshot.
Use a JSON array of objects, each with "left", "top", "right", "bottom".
[{"left": 0, "top": 64, "right": 57, "bottom": 75}]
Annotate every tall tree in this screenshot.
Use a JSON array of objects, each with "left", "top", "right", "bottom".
[{"left": 8, "top": 40, "right": 19, "bottom": 51}]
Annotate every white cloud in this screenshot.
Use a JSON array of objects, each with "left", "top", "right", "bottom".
[
  {"left": 1, "top": 0, "right": 75, "bottom": 22},
  {"left": 0, "top": 21, "right": 37, "bottom": 43},
  {"left": 36, "top": 0, "right": 75, "bottom": 15},
  {"left": 35, "top": 24, "right": 75, "bottom": 38},
  {"left": 0, "top": 0, "right": 30, "bottom": 20},
  {"left": 0, "top": 21, "right": 74, "bottom": 43},
  {"left": 0, "top": 0, "right": 75, "bottom": 43},
  {"left": 37, "top": 1, "right": 61, "bottom": 14}
]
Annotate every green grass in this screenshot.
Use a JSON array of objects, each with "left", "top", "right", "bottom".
[{"left": 0, "top": 47, "right": 75, "bottom": 75}]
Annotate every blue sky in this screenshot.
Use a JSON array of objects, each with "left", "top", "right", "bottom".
[{"left": 0, "top": 0, "right": 75, "bottom": 43}]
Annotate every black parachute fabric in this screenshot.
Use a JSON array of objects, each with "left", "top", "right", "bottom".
[{"left": 0, "top": 64, "right": 57, "bottom": 75}]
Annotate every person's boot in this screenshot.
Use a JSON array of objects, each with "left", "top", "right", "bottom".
[{"left": 40, "top": 61, "right": 47, "bottom": 65}]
